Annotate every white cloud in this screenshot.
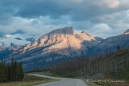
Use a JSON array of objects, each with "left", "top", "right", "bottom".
[
  {"left": 92, "top": 0, "right": 119, "bottom": 8},
  {"left": 86, "top": 23, "right": 112, "bottom": 38},
  {"left": 71, "top": 0, "right": 83, "bottom": 3},
  {"left": 5, "top": 34, "right": 16, "bottom": 38},
  {"left": 106, "top": 0, "right": 119, "bottom": 8}
]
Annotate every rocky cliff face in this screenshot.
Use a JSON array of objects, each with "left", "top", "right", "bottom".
[
  {"left": 5, "top": 27, "right": 100, "bottom": 71},
  {"left": 90, "top": 29, "right": 129, "bottom": 56}
]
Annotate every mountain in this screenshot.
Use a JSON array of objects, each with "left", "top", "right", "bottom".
[
  {"left": 0, "top": 37, "right": 31, "bottom": 59},
  {"left": 124, "top": 29, "right": 129, "bottom": 34},
  {"left": 9, "top": 43, "right": 23, "bottom": 50},
  {"left": 0, "top": 36, "right": 34, "bottom": 59},
  {"left": 5, "top": 27, "right": 101, "bottom": 71},
  {"left": 95, "top": 37, "right": 104, "bottom": 42},
  {"left": 3, "top": 27, "right": 129, "bottom": 71},
  {"left": 90, "top": 29, "right": 129, "bottom": 56},
  {"left": 0, "top": 43, "right": 23, "bottom": 59},
  {"left": 0, "top": 42, "right": 7, "bottom": 51}
]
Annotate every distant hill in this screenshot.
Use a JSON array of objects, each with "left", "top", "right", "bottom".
[{"left": 90, "top": 29, "right": 129, "bottom": 56}]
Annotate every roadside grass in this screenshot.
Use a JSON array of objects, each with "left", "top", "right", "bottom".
[
  {"left": 86, "top": 82, "right": 100, "bottom": 86},
  {"left": 50, "top": 70, "right": 82, "bottom": 78},
  {"left": 87, "top": 82, "right": 129, "bottom": 86},
  {"left": 51, "top": 71, "right": 75, "bottom": 78},
  {"left": 0, "top": 74, "right": 58, "bottom": 86},
  {"left": 85, "top": 73, "right": 129, "bottom": 86}
]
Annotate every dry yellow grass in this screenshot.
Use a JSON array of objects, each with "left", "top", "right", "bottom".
[
  {"left": 0, "top": 74, "right": 57, "bottom": 86},
  {"left": 0, "top": 80, "right": 57, "bottom": 86}
]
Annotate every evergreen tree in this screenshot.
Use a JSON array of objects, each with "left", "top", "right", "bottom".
[
  {"left": 0, "top": 59, "right": 24, "bottom": 83},
  {"left": 11, "top": 59, "right": 14, "bottom": 81},
  {"left": 117, "top": 46, "right": 120, "bottom": 50},
  {"left": 4, "top": 65, "right": 8, "bottom": 82}
]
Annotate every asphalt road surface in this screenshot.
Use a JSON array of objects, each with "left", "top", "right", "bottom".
[{"left": 29, "top": 74, "right": 88, "bottom": 86}]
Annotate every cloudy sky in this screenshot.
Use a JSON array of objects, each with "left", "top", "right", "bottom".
[{"left": 0, "top": 0, "right": 129, "bottom": 40}]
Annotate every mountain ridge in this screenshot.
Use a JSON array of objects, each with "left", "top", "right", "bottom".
[
  {"left": 3, "top": 27, "right": 129, "bottom": 71},
  {"left": 4, "top": 27, "right": 101, "bottom": 71},
  {"left": 90, "top": 30, "right": 129, "bottom": 56}
]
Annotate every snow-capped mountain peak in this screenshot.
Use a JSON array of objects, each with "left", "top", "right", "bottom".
[{"left": 124, "top": 29, "right": 129, "bottom": 34}]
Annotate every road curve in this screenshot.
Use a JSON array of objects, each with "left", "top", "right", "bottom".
[{"left": 29, "top": 74, "right": 88, "bottom": 86}]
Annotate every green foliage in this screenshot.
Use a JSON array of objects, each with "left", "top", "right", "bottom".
[
  {"left": 51, "top": 70, "right": 77, "bottom": 78},
  {"left": 48, "top": 47, "right": 129, "bottom": 79},
  {"left": 0, "top": 59, "right": 24, "bottom": 83}
]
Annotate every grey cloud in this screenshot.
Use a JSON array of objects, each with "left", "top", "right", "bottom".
[
  {"left": 1, "top": 0, "right": 129, "bottom": 21},
  {"left": 0, "top": 0, "right": 129, "bottom": 24},
  {"left": 0, "top": 0, "right": 129, "bottom": 38},
  {"left": 15, "top": 0, "right": 129, "bottom": 22},
  {"left": 12, "top": 30, "right": 25, "bottom": 35}
]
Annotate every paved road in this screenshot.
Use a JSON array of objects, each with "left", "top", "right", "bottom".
[{"left": 29, "top": 74, "right": 88, "bottom": 86}]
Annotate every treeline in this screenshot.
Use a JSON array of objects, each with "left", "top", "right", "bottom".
[
  {"left": 0, "top": 59, "right": 24, "bottom": 83},
  {"left": 50, "top": 48, "right": 129, "bottom": 78}
]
